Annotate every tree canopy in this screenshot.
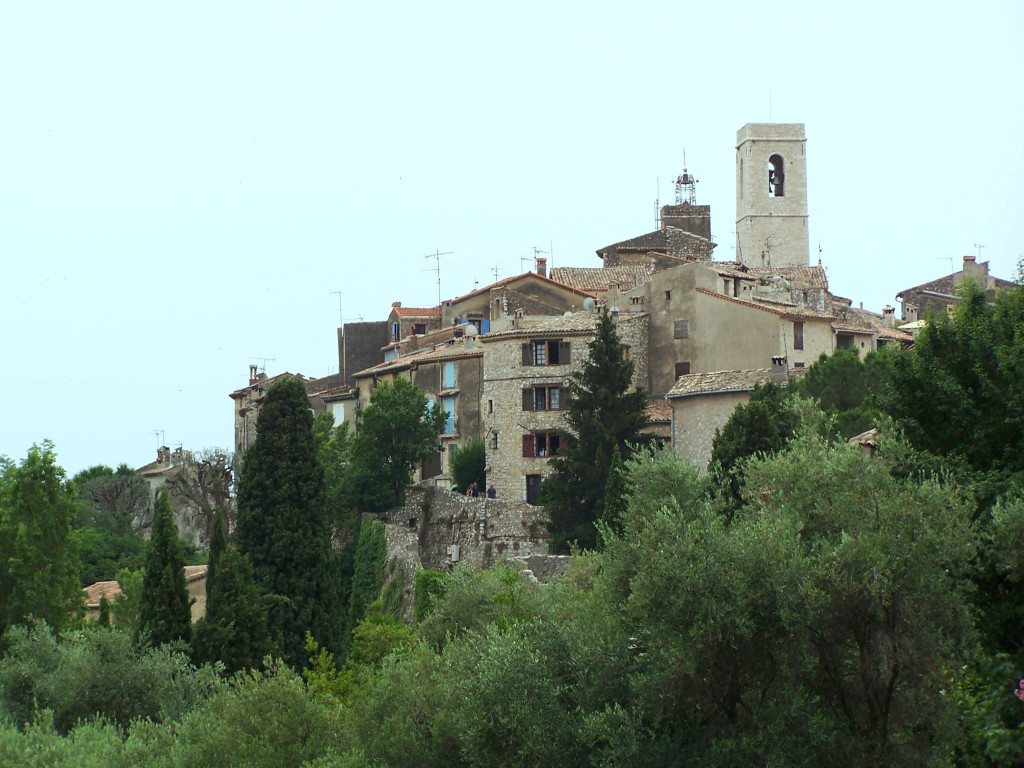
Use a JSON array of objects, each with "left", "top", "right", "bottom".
[
  {"left": 235, "top": 376, "right": 335, "bottom": 666},
  {"left": 137, "top": 488, "right": 191, "bottom": 646}
]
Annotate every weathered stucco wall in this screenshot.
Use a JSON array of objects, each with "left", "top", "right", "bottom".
[{"left": 671, "top": 390, "right": 751, "bottom": 470}]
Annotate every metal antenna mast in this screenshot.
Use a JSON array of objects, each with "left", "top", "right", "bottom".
[
  {"left": 492, "top": 265, "right": 500, "bottom": 282},
  {"left": 330, "top": 292, "right": 363, "bottom": 333},
  {"left": 973, "top": 243, "right": 986, "bottom": 260},
  {"left": 250, "top": 356, "right": 276, "bottom": 375},
  {"left": 150, "top": 429, "right": 165, "bottom": 448},
  {"left": 424, "top": 250, "right": 453, "bottom": 306},
  {"left": 532, "top": 246, "right": 548, "bottom": 272}
]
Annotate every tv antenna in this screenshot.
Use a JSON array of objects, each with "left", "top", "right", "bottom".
[
  {"left": 973, "top": 243, "right": 985, "bottom": 259},
  {"left": 654, "top": 178, "right": 660, "bottom": 228},
  {"left": 492, "top": 265, "right": 500, "bottom": 282},
  {"left": 424, "top": 249, "right": 453, "bottom": 306},
  {"left": 150, "top": 429, "right": 165, "bottom": 448},
  {"left": 935, "top": 257, "right": 955, "bottom": 275},
  {"left": 532, "top": 246, "right": 548, "bottom": 273},
  {"left": 330, "top": 291, "right": 363, "bottom": 328},
  {"left": 250, "top": 356, "right": 275, "bottom": 374}
]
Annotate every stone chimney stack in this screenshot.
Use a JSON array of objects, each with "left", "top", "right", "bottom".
[
  {"left": 535, "top": 257, "right": 547, "bottom": 278},
  {"left": 157, "top": 446, "right": 171, "bottom": 464},
  {"left": 961, "top": 254, "right": 988, "bottom": 284},
  {"left": 392, "top": 301, "right": 402, "bottom": 308},
  {"left": 882, "top": 305, "right": 896, "bottom": 328},
  {"left": 770, "top": 355, "right": 788, "bottom": 384},
  {"left": 249, "top": 364, "right": 259, "bottom": 385}
]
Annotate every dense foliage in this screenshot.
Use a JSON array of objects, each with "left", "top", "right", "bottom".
[
  {"left": 0, "top": 443, "right": 81, "bottom": 637},
  {"left": 542, "top": 309, "right": 649, "bottom": 551},
  {"left": 235, "top": 376, "right": 336, "bottom": 666},
  {"left": 449, "top": 438, "right": 485, "bottom": 495},
  {"left": 345, "top": 377, "right": 446, "bottom": 512},
  {"left": 137, "top": 489, "right": 191, "bottom": 646}
]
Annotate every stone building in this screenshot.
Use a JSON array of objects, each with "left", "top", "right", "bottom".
[
  {"left": 479, "top": 311, "right": 648, "bottom": 503},
  {"left": 895, "top": 254, "right": 1017, "bottom": 322},
  {"left": 735, "top": 123, "right": 810, "bottom": 269},
  {"left": 666, "top": 359, "right": 807, "bottom": 470},
  {"left": 353, "top": 333, "right": 485, "bottom": 485},
  {"left": 439, "top": 263, "right": 595, "bottom": 330},
  {"left": 386, "top": 303, "right": 441, "bottom": 342}
]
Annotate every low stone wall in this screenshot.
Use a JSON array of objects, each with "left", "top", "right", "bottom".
[{"left": 379, "top": 486, "right": 551, "bottom": 572}]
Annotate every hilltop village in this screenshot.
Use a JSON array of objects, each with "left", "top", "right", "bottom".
[{"left": 224, "top": 122, "right": 1012, "bottom": 508}]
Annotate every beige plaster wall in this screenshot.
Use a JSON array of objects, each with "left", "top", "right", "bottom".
[{"left": 671, "top": 391, "right": 752, "bottom": 471}]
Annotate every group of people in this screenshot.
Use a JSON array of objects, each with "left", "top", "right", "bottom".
[{"left": 465, "top": 481, "right": 496, "bottom": 499}]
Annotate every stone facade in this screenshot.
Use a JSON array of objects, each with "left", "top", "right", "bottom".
[
  {"left": 480, "top": 312, "right": 649, "bottom": 503},
  {"left": 379, "top": 486, "right": 552, "bottom": 571},
  {"left": 735, "top": 123, "right": 809, "bottom": 269},
  {"left": 895, "top": 254, "right": 1017, "bottom": 322},
  {"left": 338, "top": 320, "right": 390, "bottom": 386},
  {"left": 440, "top": 271, "right": 594, "bottom": 329}
]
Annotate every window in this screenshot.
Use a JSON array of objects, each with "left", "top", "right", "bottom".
[
  {"left": 487, "top": 399, "right": 493, "bottom": 414},
  {"left": 768, "top": 154, "right": 785, "bottom": 197},
  {"left": 441, "top": 361, "right": 456, "bottom": 388},
  {"left": 523, "top": 432, "right": 561, "bottom": 458},
  {"left": 412, "top": 323, "right": 427, "bottom": 335},
  {"left": 490, "top": 431, "right": 499, "bottom": 450},
  {"left": 441, "top": 396, "right": 456, "bottom": 434},
  {"left": 793, "top": 321, "right": 804, "bottom": 350},
  {"left": 673, "top": 319, "right": 689, "bottom": 339},
  {"left": 523, "top": 385, "right": 561, "bottom": 411},
  {"left": 675, "top": 361, "right": 691, "bottom": 378},
  {"left": 664, "top": 290, "right": 672, "bottom": 305},
  {"left": 837, "top": 333, "right": 855, "bottom": 350},
  {"left": 631, "top": 296, "right": 643, "bottom": 305},
  {"left": 391, "top": 321, "right": 400, "bottom": 340},
  {"left": 794, "top": 362, "right": 805, "bottom": 369},
  {"left": 522, "top": 340, "right": 571, "bottom": 366}
]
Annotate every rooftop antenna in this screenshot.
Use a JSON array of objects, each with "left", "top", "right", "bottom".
[
  {"left": 519, "top": 253, "right": 531, "bottom": 272},
  {"left": 818, "top": 242, "right": 823, "bottom": 266},
  {"left": 150, "top": 429, "right": 165, "bottom": 448},
  {"left": 492, "top": 265, "right": 500, "bottom": 282},
  {"left": 329, "top": 292, "right": 363, "bottom": 328},
  {"left": 250, "top": 356, "right": 275, "bottom": 375},
  {"left": 973, "top": 242, "right": 985, "bottom": 260},
  {"left": 935, "top": 257, "right": 955, "bottom": 275},
  {"left": 654, "top": 178, "right": 660, "bottom": 228},
  {"left": 424, "top": 249, "right": 453, "bottom": 306},
  {"left": 674, "top": 150, "right": 698, "bottom": 205}
]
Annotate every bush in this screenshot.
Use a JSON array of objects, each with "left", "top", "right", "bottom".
[{"left": 0, "top": 622, "right": 224, "bottom": 733}]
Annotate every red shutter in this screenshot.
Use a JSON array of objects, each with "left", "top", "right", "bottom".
[{"left": 522, "top": 434, "right": 535, "bottom": 458}]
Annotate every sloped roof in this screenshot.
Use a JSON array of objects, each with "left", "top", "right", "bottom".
[
  {"left": 645, "top": 399, "right": 672, "bottom": 423},
  {"left": 695, "top": 287, "right": 835, "bottom": 321},
  {"left": 83, "top": 580, "right": 123, "bottom": 609},
  {"left": 745, "top": 265, "right": 830, "bottom": 290},
  {"left": 353, "top": 340, "right": 483, "bottom": 379},
  {"left": 596, "top": 226, "right": 715, "bottom": 257},
  {"left": 667, "top": 367, "right": 806, "bottom": 399},
  {"left": 447, "top": 272, "right": 596, "bottom": 305},
  {"left": 550, "top": 265, "right": 652, "bottom": 293},
  {"left": 481, "top": 311, "right": 646, "bottom": 340},
  {"left": 391, "top": 306, "right": 441, "bottom": 318},
  {"left": 229, "top": 372, "right": 308, "bottom": 399},
  {"left": 896, "top": 263, "right": 1016, "bottom": 299},
  {"left": 185, "top": 565, "right": 208, "bottom": 583}
]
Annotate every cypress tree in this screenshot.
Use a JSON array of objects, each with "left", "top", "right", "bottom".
[
  {"left": 97, "top": 596, "right": 111, "bottom": 627},
  {"left": 137, "top": 488, "right": 191, "bottom": 645},
  {"left": 206, "top": 506, "right": 227, "bottom": 603},
  {"left": 193, "top": 545, "right": 271, "bottom": 673},
  {"left": 235, "top": 377, "right": 334, "bottom": 666},
  {"left": 541, "top": 310, "right": 649, "bottom": 551},
  {"left": 599, "top": 444, "right": 628, "bottom": 536}
]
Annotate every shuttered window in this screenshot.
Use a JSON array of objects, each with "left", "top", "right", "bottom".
[
  {"left": 675, "top": 361, "right": 691, "bottom": 378},
  {"left": 793, "top": 321, "right": 804, "bottom": 350},
  {"left": 522, "top": 434, "right": 535, "bottom": 458},
  {"left": 673, "top": 320, "right": 689, "bottom": 339}
]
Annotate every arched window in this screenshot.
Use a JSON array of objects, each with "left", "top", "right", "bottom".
[{"left": 768, "top": 154, "right": 785, "bottom": 197}]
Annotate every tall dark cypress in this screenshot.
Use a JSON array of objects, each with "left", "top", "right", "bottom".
[
  {"left": 235, "top": 377, "right": 333, "bottom": 666},
  {"left": 541, "top": 310, "right": 649, "bottom": 552},
  {"left": 206, "top": 506, "right": 227, "bottom": 603},
  {"left": 138, "top": 488, "right": 191, "bottom": 645}
]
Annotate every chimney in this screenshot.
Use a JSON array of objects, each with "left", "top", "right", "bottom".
[
  {"left": 157, "top": 446, "right": 171, "bottom": 465},
  {"left": 249, "top": 364, "right": 259, "bottom": 385},
  {"left": 882, "top": 305, "right": 896, "bottom": 328},
  {"left": 961, "top": 254, "right": 987, "bottom": 284},
  {"left": 392, "top": 301, "right": 402, "bottom": 308},
  {"left": 535, "top": 257, "right": 547, "bottom": 278},
  {"left": 770, "top": 355, "right": 788, "bottom": 384}
]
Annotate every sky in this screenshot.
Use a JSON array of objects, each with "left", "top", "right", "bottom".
[{"left": 2, "top": 1, "right": 1022, "bottom": 476}]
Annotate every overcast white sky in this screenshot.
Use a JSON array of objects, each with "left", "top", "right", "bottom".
[{"left": 2, "top": 1, "right": 1022, "bottom": 475}]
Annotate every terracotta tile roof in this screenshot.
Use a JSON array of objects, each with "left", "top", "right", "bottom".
[
  {"left": 645, "top": 399, "right": 671, "bottom": 423},
  {"left": 667, "top": 367, "right": 805, "bottom": 398},
  {"left": 353, "top": 340, "right": 483, "bottom": 378},
  {"left": 185, "top": 565, "right": 208, "bottom": 583},
  {"left": 876, "top": 325, "right": 914, "bottom": 342},
  {"left": 896, "top": 264, "right": 1016, "bottom": 299},
  {"left": 447, "top": 272, "right": 596, "bottom": 305},
  {"left": 83, "top": 580, "right": 123, "bottom": 609},
  {"left": 549, "top": 265, "right": 652, "bottom": 292},
  {"left": 391, "top": 306, "right": 441, "bottom": 318},
  {"left": 745, "top": 265, "right": 829, "bottom": 290},
  {"left": 229, "top": 372, "right": 308, "bottom": 398},
  {"left": 481, "top": 311, "right": 646, "bottom": 340},
  {"left": 695, "top": 287, "right": 835, "bottom": 321},
  {"left": 597, "top": 226, "right": 714, "bottom": 256},
  {"left": 848, "top": 428, "right": 880, "bottom": 448}
]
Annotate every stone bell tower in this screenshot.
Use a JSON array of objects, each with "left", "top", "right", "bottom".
[{"left": 735, "top": 123, "right": 809, "bottom": 269}]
